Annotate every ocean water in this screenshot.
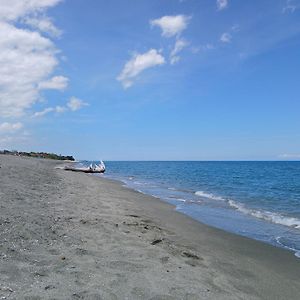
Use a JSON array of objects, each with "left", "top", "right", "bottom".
[{"left": 84, "top": 161, "right": 300, "bottom": 257}]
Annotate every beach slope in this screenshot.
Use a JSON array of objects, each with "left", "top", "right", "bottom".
[{"left": 1, "top": 155, "right": 300, "bottom": 299}]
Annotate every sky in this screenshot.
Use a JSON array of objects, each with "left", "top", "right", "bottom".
[{"left": 0, "top": 0, "right": 300, "bottom": 160}]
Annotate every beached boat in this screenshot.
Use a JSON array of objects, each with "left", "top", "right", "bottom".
[{"left": 64, "top": 161, "right": 105, "bottom": 173}]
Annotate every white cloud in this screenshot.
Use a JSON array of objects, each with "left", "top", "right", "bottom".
[
  {"left": 0, "top": 0, "right": 62, "bottom": 22},
  {"left": 33, "top": 101, "right": 83, "bottom": 117},
  {"left": 283, "top": 0, "right": 300, "bottom": 13},
  {"left": 33, "top": 105, "right": 66, "bottom": 117},
  {"left": 0, "top": 129, "right": 30, "bottom": 148},
  {"left": 55, "top": 105, "right": 67, "bottom": 113},
  {"left": 24, "top": 16, "right": 62, "bottom": 37},
  {"left": 231, "top": 24, "right": 240, "bottom": 32},
  {"left": 279, "top": 153, "right": 300, "bottom": 159},
  {"left": 191, "top": 43, "right": 216, "bottom": 53},
  {"left": 191, "top": 44, "right": 215, "bottom": 53},
  {"left": 170, "top": 38, "right": 188, "bottom": 64},
  {"left": 117, "top": 49, "right": 165, "bottom": 88},
  {"left": 0, "top": 0, "right": 65, "bottom": 118},
  {"left": 0, "top": 22, "right": 58, "bottom": 117},
  {"left": 67, "top": 97, "right": 88, "bottom": 111},
  {"left": 170, "top": 56, "right": 180, "bottom": 65},
  {"left": 38, "top": 76, "right": 69, "bottom": 90},
  {"left": 0, "top": 122, "right": 23, "bottom": 133},
  {"left": 150, "top": 15, "right": 191, "bottom": 38},
  {"left": 220, "top": 32, "right": 232, "bottom": 43},
  {"left": 217, "top": 0, "right": 228, "bottom": 11},
  {"left": 33, "top": 107, "right": 54, "bottom": 117}
]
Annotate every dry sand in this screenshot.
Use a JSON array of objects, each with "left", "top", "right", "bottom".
[{"left": 1, "top": 155, "right": 300, "bottom": 300}]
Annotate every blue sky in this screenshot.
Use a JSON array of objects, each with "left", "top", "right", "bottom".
[{"left": 0, "top": 0, "right": 300, "bottom": 160}]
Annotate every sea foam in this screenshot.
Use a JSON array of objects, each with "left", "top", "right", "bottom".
[
  {"left": 228, "top": 200, "right": 300, "bottom": 229},
  {"left": 275, "top": 236, "right": 300, "bottom": 257},
  {"left": 195, "top": 191, "right": 225, "bottom": 201},
  {"left": 195, "top": 190, "right": 300, "bottom": 229}
]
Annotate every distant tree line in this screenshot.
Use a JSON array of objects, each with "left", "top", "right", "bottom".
[{"left": 0, "top": 150, "right": 75, "bottom": 161}]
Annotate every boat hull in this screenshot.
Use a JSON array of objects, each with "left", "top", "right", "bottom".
[{"left": 64, "top": 167, "right": 105, "bottom": 174}]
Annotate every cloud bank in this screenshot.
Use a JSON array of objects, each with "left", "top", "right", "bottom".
[
  {"left": 279, "top": 153, "right": 300, "bottom": 159},
  {"left": 0, "top": 122, "right": 23, "bottom": 133},
  {"left": 0, "top": 0, "right": 66, "bottom": 117},
  {"left": 0, "top": 0, "right": 62, "bottom": 21},
  {"left": 38, "top": 76, "right": 69, "bottom": 91},
  {"left": 24, "top": 16, "right": 62, "bottom": 37}
]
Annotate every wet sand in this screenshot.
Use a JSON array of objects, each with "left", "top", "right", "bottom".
[{"left": 1, "top": 155, "right": 300, "bottom": 299}]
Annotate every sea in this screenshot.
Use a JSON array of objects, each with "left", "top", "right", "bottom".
[{"left": 83, "top": 161, "right": 300, "bottom": 257}]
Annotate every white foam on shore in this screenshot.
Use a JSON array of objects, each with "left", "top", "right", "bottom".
[
  {"left": 228, "top": 200, "right": 300, "bottom": 229},
  {"left": 195, "top": 189, "right": 300, "bottom": 230},
  {"left": 173, "top": 198, "right": 186, "bottom": 202},
  {"left": 101, "top": 172, "right": 300, "bottom": 257},
  {"left": 275, "top": 236, "right": 300, "bottom": 258},
  {"left": 133, "top": 181, "right": 144, "bottom": 185},
  {"left": 109, "top": 173, "right": 300, "bottom": 234},
  {"left": 195, "top": 191, "right": 225, "bottom": 201}
]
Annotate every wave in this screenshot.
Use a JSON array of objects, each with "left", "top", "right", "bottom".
[
  {"left": 169, "top": 187, "right": 192, "bottom": 194},
  {"left": 195, "top": 191, "right": 225, "bottom": 201},
  {"left": 228, "top": 200, "right": 300, "bottom": 229},
  {"left": 275, "top": 237, "right": 300, "bottom": 258},
  {"left": 194, "top": 190, "right": 300, "bottom": 230},
  {"left": 171, "top": 198, "right": 186, "bottom": 202},
  {"left": 133, "top": 181, "right": 144, "bottom": 185},
  {"left": 107, "top": 172, "right": 300, "bottom": 232}
]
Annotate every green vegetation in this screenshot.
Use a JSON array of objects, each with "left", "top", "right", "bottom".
[{"left": 0, "top": 150, "right": 75, "bottom": 161}]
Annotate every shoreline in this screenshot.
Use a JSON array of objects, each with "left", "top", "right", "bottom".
[
  {"left": 1, "top": 155, "right": 300, "bottom": 299},
  {"left": 101, "top": 162, "right": 300, "bottom": 259},
  {"left": 103, "top": 174, "right": 299, "bottom": 256}
]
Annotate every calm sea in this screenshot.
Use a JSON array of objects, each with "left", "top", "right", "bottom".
[{"left": 84, "top": 161, "right": 300, "bottom": 257}]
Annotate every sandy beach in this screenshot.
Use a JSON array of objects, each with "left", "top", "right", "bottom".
[{"left": 1, "top": 155, "right": 300, "bottom": 300}]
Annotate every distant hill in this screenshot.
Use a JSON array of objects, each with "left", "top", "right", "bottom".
[{"left": 0, "top": 150, "right": 75, "bottom": 161}]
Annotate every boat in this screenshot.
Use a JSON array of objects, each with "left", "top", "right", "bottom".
[{"left": 64, "top": 161, "right": 105, "bottom": 173}]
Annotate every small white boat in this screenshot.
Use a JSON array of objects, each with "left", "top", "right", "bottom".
[{"left": 64, "top": 161, "right": 105, "bottom": 173}]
